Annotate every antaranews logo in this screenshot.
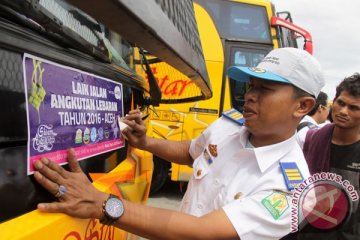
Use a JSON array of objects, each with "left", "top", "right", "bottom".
[{"left": 291, "top": 172, "right": 359, "bottom": 233}]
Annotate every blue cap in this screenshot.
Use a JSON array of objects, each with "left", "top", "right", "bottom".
[
  {"left": 227, "top": 66, "right": 291, "bottom": 84},
  {"left": 226, "top": 48, "right": 325, "bottom": 97}
]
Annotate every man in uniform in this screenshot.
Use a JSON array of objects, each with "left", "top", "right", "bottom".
[{"left": 33, "top": 48, "right": 324, "bottom": 239}]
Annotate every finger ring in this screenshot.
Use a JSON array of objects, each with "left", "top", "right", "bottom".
[{"left": 55, "top": 185, "right": 67, "bottom": 198}]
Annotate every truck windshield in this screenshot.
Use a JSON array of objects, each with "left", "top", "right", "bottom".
[{"left": 195, "top": 0, "right": 271, "bottom": 43}]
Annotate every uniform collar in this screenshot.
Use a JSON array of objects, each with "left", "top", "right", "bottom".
[
  {"left": 301, "top": 115, "right": 318, "bottom": 126},
  {"left": 245, "top": 132, "right": 298, "bottom": 173}
]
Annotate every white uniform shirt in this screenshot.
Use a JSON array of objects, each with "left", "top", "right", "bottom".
[
  {"left": 297, "top": 115, "right": 318, "bottom": 148},
  {"left": 180, "top": 117, "right": 310, "bottom": 240}
]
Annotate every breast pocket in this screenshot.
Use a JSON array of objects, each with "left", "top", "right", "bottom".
[{"left": 192, "top": 153, "right": 210, "bottom": 180}]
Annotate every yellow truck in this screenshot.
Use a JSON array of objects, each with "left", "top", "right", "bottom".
[{"left": 138, "top": 0, "right": 314, "bottom": 194}]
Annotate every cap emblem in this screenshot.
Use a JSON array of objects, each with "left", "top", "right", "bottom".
[{"left": 249, "top": 67, "right": 266, "bottom": 73}]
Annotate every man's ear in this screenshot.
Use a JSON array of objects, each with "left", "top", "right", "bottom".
[{"left": 294, "top": 96, "right": 316, "bottom": 118}]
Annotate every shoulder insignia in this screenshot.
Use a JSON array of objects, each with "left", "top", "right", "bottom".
[
  {"left": 279, "top": 162, "right": 304, "bottom": 190},
  {"left": 222, "top": 108, "right": 245, "bottom": 126},
  {"left": 297, "top": 121, "right": 318, "bottom": 132}
]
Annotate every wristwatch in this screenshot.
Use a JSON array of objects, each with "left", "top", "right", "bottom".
[{"left": 100, "top": 194, "right": 124, "bottom": 225}]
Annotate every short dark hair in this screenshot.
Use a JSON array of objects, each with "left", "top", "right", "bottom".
[
  {"left": 292, "top": 86, "right": 313, "bottom": 99},
  {"left": 334, "top": 73, "right": 360, "bottom": 100},
  {"left": 308, "top": 91, "right": 328, "bottom": 116}
]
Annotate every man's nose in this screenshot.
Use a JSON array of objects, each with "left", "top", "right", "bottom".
[
  {"left": 244, "top": 88, "right": 257, "bottom": 102},
  {"left": 339, "top": 106, "right": 349, "bottom": 115}
]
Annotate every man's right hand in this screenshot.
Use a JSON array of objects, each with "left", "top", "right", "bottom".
[
  {"left": 120, "top": 109, "right": 148, "bottom": 149},
  {"left": 121, "top": 109, "right": 193, "bottom": 166}
]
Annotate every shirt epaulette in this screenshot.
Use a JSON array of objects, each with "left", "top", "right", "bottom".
[
  {"left": 279, "top": 162, "right": 304, "bottom": 190},
  {"left": 297, "top": 121, "right": 318, "bottom": 132},
  {"left": 222, "top": 108, "right": 245, "bottom": 126}
]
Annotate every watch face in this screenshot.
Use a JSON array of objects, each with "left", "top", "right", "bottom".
[{"left": 105, "top": 197, "right": 124, "bottom": 218}]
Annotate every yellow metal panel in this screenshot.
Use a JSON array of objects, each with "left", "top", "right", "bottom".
[
  {"left": 0, "top": 148, "right": 153, "bottom": 240},
  {"left": 193, "top": 3, "right": 224, "bottom": 62}
]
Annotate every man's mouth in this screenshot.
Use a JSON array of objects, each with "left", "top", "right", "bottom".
[
  {"left": 335, "top": 115, "right": 348, "bottom": 122},
  {"left": 243, "top": 106, "right": 256, "bottom": 118}
]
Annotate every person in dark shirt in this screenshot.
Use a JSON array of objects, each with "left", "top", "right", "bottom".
[{"left": 299, "top": 73, "right": 360, "bottom": 239}]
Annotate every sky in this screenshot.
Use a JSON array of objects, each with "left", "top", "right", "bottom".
[{"left": 271, "top": 0, "right": 360, "bottom": 100}]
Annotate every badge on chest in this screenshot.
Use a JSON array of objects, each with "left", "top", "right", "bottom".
[{"left": 203, "top": 144, "right": 218, "bottom": 165}]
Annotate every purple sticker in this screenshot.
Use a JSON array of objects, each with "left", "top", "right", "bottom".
[{"left": 23, "top": 54, "right": 125, "bottom": 174}]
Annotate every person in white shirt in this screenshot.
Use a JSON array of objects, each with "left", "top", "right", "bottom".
[
  {"left": 33, "top": 48, "right": 325, "bottom": 240},
  {"left": 297, "top": 91, "right": 329, "bottom": 148}
]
